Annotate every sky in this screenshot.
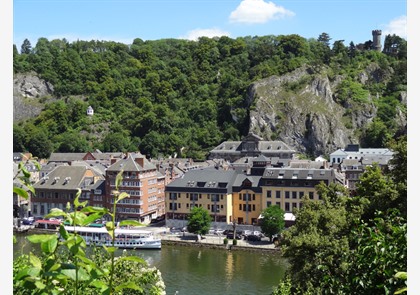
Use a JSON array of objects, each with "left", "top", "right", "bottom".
[{"left": 13, "top": 0, "right": 407, "bottom": 49}]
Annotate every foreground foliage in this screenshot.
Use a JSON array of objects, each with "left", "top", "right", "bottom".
[
  {"left": 13, "top": 169, "right": 166, "bottom": 294},
  {"left": 276, "top": 136, "right": 407, "bottom": 294}
]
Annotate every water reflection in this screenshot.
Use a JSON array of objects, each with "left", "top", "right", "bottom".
[{"left": 14, "top": 235, "right": 288, "bottom": 295}]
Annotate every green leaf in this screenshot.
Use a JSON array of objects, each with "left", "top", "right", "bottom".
[
  {"left": 15, "top": 267, "right": 40, "bottom": 280},
  {"left": 118, "top": 220, "right": 143, "bottom": 227},
  {"left": 89, "top": 280, "right": 109, "bottom": 292},
  {"left": 41, "top": 236, "right": 58, "bottom": 254},
  {"left": 115, "top": 170, "right": 124, "bottom": 189},
  {"left": 80, "top": 206, "right": 108, "bottom": 214},
  {"left": 73, "top": 188, "right": 83, "bottom": 208},
  {"left": 117, "top": 192, "right": 130, "bottom": 202},
  {"left": 394, "top": 271, "right": 407, "bottom": 280},
  {"left": 80, "top": 212, "right": 104, "bottom": 226},
  {"left": 105, "top": 246, "right": 117, "bottom": 254},
  {"left": 106, "top": 221, "right": 115, "bottom": 231},
  {"left": 27, "top": 234, "right": 57, "bottom": 244},
  {"left": 59, "top": 225, "right": 69, "bottom": 240},
  {"left": 394, "top": 287, "right": 407, "bottom": 294},
  {"left": 45, "top": 208, "right": 66, "bottom": 218},
  {"left": 29, "top": 253, "right": 42, "bottom": 269},
  {"left": 115, "top": 256, "right": 146, "bottom": 266},
  {"left": 34, "top": 280, "right": 46, "bottom": 290},
  {"left": 114, "top": 281, "right": 143, "bottom": 292},
  {"left": 13, "top": 186, "right": 28, "bottom": 200},
  {"left": 61, "top": 268, "right": 90, "bottom": 281}
]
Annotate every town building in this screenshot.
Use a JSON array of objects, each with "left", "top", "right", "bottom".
[
  {"left": 329, "top": 144, "right": 393, "bottom": 167},
  {"left": 165, "top": 154, "right": 343, "bottom": 228},
  {"left": 105, "top": 153, "right": 166, "bottom": 223},
  {"left": 32, "top": 165, "right": 105, "bottom": 217},
  {"left": 208, "top": 132, "right": 296, "bottom": 164},
  {"left": 164, "top": 168, "right": 238, "bottom": 229}
]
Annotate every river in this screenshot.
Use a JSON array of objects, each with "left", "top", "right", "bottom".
[{"left": 14, "top": 234, "right": 288, "bottom": 295}]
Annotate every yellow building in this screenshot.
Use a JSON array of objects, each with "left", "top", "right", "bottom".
[
  {"left": 165, "top": 169, "right": 238, "bottom": 228},
  {"left": 165, "top": 157, "right": 342, "bottom": 228}
]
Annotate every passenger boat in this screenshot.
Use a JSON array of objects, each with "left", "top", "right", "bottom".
[{"left": 64, "top": 225, "right": 162, "bottom": 249}]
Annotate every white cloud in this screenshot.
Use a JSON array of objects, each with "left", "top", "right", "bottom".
[
  {"left": 383, "top": 15, "right": 407, "bottom": 39},
  {"left": 229, "top": 0, "right": 295, "bottom": 24},
  {"left": 180, "top": 28, "right": 231, "bottom": 41}
]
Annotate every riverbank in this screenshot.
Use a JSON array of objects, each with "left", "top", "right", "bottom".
[
  {"left": 17, "top": 226, "right": 280, "bottom": 253},
  {"left": 160, "top": 232, "right": 280, "bottom": 253}
]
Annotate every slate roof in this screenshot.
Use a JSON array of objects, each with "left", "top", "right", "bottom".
[
  {"left": 48, "top": 153, "right": 87, "bottom": 162},
  {"left": 262, "top": 167, "right": 335, "bottom": 180},
  {"left": 165, "top": 168, "right": 238, "bottom": 193},
  {"left": 107, "top": 154, "right": 156, "bottom": 172},
  {"left": 34, "top": 165, "right": 103, "bottom": 190}
]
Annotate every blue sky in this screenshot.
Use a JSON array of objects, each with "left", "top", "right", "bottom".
[{"left": 13, "top": 0, "right": 407, "bottom": 49}]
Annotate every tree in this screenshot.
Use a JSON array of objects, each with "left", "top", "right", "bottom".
[
  {"left": 20, "top": 38, "right": 32, "bottom": 54},
  {"left": 259, "top": 205, "right": 285, "bottom": 242},
  {"left": 280, "top": 183, "right": 358, "bottom": 294},
  {"left": 26, "top": 131, "right": 53, "bottom": 159},
  {"left": 186, "top": 206, "right": 212, "bottom": 236},
  {"left": 360, "top": 119, "right": 392, "bottom": 148},
  {"left": 317, "top": 32, "right": 331, "bottom": 48}
]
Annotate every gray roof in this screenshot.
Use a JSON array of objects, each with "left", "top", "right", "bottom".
[
  {"left": 34, "top": 165, "right": 103, "bottom": 190},
  {"left": 232, "top": 173, "right": 262, "bottom": 189},
  {"left": 166, "top": 168, "right": 238, "bottom": 192},
  {"left": 48, "top": 153, "right": 87, "bottom": 162},
  {"left": 262, "top": 167, "right": 335, "bottom": 180},
  {"left": 107, "top": 154, "right": 156, "bottom": 172},
  {"left": 289, "top": 160, "right": 326, "bottom": 169}
]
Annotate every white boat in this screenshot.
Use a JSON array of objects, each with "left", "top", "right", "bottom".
[{"left": 64, "top": 225, "right": 162, "bottom": 249}]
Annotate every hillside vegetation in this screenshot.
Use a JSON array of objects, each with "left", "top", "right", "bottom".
[{"left": 13, "top": 33, "right": 406, "bottom": 159}]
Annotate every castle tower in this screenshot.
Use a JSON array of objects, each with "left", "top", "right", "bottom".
[{"left": 372, "top": 30, "right": 382, "bottom": 51}]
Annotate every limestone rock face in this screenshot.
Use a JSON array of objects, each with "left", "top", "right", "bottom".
[
  {"left": 13, "top": 73, "right": 55, "bottom": 122},
  {"left": 246, "top": 66, "right": 384, "bottom": 156}
]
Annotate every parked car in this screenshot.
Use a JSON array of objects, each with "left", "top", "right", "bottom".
[
  {"left": 22, "top": 218, "right": 34, "bottom": 225},
  {"left": 226, "top": 230, "right": 242, "bottom": 239},
  {"left": 245, "top": 234, "right": 261, "bottom": 242}
]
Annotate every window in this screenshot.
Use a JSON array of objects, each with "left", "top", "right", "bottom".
[
  {"left": 239, "top": 204, "right": 242, "bottom": 210},
  {"left": 292, "top": 191, "right": 297, "bottom": 199},
  {"left": 309, "top": 192, "right": 314, "bottom": 199},
  {"left": 267, "top": 201, "right": 272, "bottom": 207},
  {"left": 267, "top": 190, "right": 272, "bottom": 198},
  {"left": 285, "top": 202, "right": 290, "bottom": 212},
  {"left": 292, "top": 203, "right": 297, "bottom": 208},
  {"left": 299, "top": 192, "right": 304, "bottom": 199},
  {"left": 285, "top": 191, "right": 290, "bottom": 199},
  {"left": 276, "top": 191, "right": 281, "bottom": 198}
]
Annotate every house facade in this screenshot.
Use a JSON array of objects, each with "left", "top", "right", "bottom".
[
  {"left": 105, "top": 154, "right": 166, "bottom": 223},
  {"left": 208, "top": 132, "right": 296, "bottom": 163},
  {"left": 165, "top": 156, "right": 342, "bottom": 228},
  {"left": 164, "top": 169, "right": 238, "bottom": 228},
  {"left": 32, "top": 165, "right": 105, "bottom": 217}
]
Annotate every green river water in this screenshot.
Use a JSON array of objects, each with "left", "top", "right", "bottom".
[{"left": 14, "top": 234, "right": 288, "bottom": 295}]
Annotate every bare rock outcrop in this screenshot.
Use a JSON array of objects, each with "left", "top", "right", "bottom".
[
  {"left": 13, "top": 73, "right": 55, "bottom": 122},
  {"left": 246, "top": 66, "right": 378, "bottom": 156}
]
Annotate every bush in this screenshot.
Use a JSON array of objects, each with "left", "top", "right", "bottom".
[
  {"left": 223, "top": 238, "right": 228, "bottom": 245},
  {"left": 232, "top": 239, "right": 237, "bottom": 246}
]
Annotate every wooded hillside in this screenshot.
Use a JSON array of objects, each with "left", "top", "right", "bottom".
[{"left": 13, "top": 33, "right": 407, "bottom": 159}]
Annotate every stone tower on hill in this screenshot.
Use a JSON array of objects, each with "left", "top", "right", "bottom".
[{"left": 372, "top": 30, "right": 382, "bottom": 51}]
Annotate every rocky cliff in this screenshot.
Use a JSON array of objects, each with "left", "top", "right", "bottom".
[
  {"left": 246, "top": 65, "right": 405, "bottom": 156},
  {"left": 13, "top": 73, "right": 55, "bottom": 122}
]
